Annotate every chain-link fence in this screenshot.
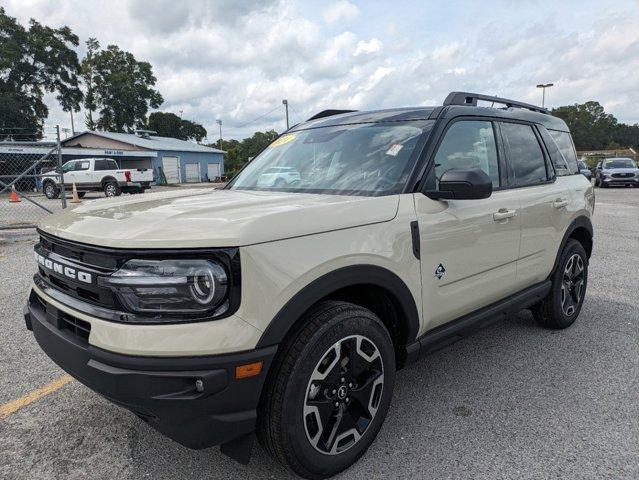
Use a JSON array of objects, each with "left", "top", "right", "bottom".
[{"left": 0, "top": 127, "right": 68, "bottom": 230}]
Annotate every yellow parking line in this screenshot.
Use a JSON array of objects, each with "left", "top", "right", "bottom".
[{"left": 0, "top": 374, "right": 73, "bottom": 420}]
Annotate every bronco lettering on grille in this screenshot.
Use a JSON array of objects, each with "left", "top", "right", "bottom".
[{"left": 35, "top": 252, "right": 92, "bottom": 284}]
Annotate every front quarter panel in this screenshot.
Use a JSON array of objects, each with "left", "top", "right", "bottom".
[{"left": 236, "top": 194, "right": 423, "bottom": 341}]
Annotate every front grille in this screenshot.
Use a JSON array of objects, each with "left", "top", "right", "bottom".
[
  {"left": 30, "top": 290, "right": 91, "bottom": 343},
  {"left": 59, "top": 311, "right": 91, "bottom": 341},
  {"left": 612, "top": 173, "right": 633, "bottom": 178}
]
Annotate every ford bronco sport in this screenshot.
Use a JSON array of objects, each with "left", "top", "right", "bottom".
[{"left": 25, "top": 92, "right": 594, "bottom": 479}]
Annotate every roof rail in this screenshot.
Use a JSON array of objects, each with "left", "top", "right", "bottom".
[
  {"left": 306, "top": 109, "right": 357, "bottom": 121},
  {"left": 443, "top": 92, "right": 548, "bottom": 114}
]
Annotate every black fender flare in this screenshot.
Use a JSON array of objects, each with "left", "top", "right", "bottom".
[
  {"left": 551, "top": 216, "right": 593, "bottom": 275},
  {"left": 101, "top": 176, "right": 118, "bottom": 187},
  {"left": 256, "top": 265, "right": 421, "bottom": 348}
]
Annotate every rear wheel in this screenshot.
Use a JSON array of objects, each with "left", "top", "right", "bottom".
[
  {"left": 258, "top": 301, "right": 395, "bottom": 479},
  {"left": 532, "top": 239, "right": 588, "bottom": 329},
  {"left": 103, "top": 181, "right": 121, "bottom": 197},
  {"left": 77, "top": 192, "right": 86, "bottom": 198}
]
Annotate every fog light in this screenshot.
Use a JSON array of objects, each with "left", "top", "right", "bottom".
[{"left": 195, "top": 379, "right": 204, "bottom": 392}]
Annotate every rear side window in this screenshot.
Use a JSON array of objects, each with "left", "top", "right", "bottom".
[
  {"left": 501, "top": 123, "right": 548, "bottom": 186},
  {"left": 95, "top": 159, "right": 117, "bottom": 170},
  {"left": 549, "top": 130, "right": 579, "bottom": 174},
  {"left": 77, "top": 161, "right": 90, "bottom": 171},
  {"left": 434, "top": 120, "right": 500, "bottom": 188}
]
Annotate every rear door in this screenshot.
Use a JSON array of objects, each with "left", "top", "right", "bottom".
[
  {"left": 499, "top": 122, "right": 570, "bottom": 288},
  {"left": 415, "top": 119, "right": 522, "bottom": 330},
  {"left": 73, "top": 159, "right": 92, "bottom": 185}
]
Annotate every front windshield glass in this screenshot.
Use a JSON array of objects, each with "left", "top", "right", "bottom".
[
  {"left": 227, "top": 121, "right": 432, "bottom": 195},
  {"left": 604, "top": 158, "right": 636, "bottom": 169},
  {"left": 62, "top": 161, "right": 75, "bottom": 173}
]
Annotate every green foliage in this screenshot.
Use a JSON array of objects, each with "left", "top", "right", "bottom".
[
  {"left": 148, "top": 112, "right": 207, "bottom": 142},
  {"left": 81, "top": 40, "right": 163, "bottom": 132},
  {"left": 551, "top": 101, "right": 639, "bottom": 151},
  {"left": 209, "top": 130, "right": 279, "bottom": 177},
  {"left": 0, "top": 7, "right": 82, "bottom": 139}
]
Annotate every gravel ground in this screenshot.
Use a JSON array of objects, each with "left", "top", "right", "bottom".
[{"left": 0, "top": 187, "right": 638, "bottom": 480}]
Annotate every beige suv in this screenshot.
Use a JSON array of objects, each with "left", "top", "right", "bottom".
[{"left": 25, "top": 92, "right": 594, "bottom": 479}]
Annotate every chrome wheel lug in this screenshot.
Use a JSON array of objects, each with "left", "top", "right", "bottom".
[
  {"left": 348, "top": 382, "right": 353, "bottom": 388},
  {"left": 334, "top": 402, "right": 339, "bottom": 407},
  {"left": 331, "top": 388, "right": 336, "bottom": 395},
  {"left": 340, "top": 377, "right": 345, "bottom": 383}
]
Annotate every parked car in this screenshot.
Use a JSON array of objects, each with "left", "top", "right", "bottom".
[
  {"left": 257, "top": 166, "right": 301, "bottom": 187},
  {"left": 577, "top": 160, "right": 592, "bottom": 181},
  {"left": 26, "top": 92, "right": 594, "bottom": 479},
  {"left": 41, "top": 158, "right": 153, "bottom": 199},
  {"left": 594, "top": 157, "right": 639, "bottom": 188}
]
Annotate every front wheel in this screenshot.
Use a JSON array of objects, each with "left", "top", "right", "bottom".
[
  {"left": 43, "top": 181, "right": 59, "bottom": 199},
  {"left": 532, "top": 239, "right": 588, "bottom": 329},
  {"left": 258, "top": 301, "right": 395, "bottom": 479}
]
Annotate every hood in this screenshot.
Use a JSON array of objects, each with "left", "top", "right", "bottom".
[{"left": 38, "top": 188, "right": 400, "bottom": 248}]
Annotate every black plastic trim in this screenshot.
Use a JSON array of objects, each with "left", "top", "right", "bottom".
[
  {"left": 256, "top": 265, "right": 421, "bottom": 348},
  {"left": 410, "top": 221, "right": 420, "bottom": 259},
  {"left": 405, "top": 281, "right": 551, "bottom": 364},
  {"left": 550, "top": 216, "right": 594, "bottom": 274},
  {"left": 26, "top": 292, "right": 277, "bottom": 450}
]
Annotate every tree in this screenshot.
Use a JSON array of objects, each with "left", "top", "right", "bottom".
[
  {"left": 208, "top": 130, "right": 279, "bottom": 176},
  {"left": 81, "top": 38, "right": 100, "bottom": 130},
  {"left": 552, "top": 101, "right": 618, "bottom": 150},
  {"left": 0, "top": 7, "right": 82, "bottom": 139},
  {"left": 147, "top": 111, "right": 207, "bottom": 142},
  {"left": 81, "top": 42, "right": 163, "bottom": 132}
]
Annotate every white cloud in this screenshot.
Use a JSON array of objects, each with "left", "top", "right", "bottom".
[
  {"left": 355, "top": 38, "right": 382, "bottom": 55},
  {"left": 3, "top": 0, "right": 639, "bottom": 141},
  {"left": 323, "top": 0, "right": 359, "bottom": 25}
]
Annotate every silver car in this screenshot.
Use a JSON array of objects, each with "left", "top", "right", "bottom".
[{"left": 594, "top": 157, "right": 639, "bottom": 188}]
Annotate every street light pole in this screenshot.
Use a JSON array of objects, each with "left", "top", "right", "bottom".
[
  {"left": 216, "top": 119, "right": 222, "bottom": 150},
  {"left": 536, "top": 83, "right": 554, "bottom": 108},
  {"left": 282, "top": 99, "right": 289, "bottom": 130}
]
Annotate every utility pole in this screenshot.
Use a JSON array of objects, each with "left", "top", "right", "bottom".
[
  {"left": 179, "top": 110, "right": 183, "bottom": 119},
  {"left": 216, "top": 119, "right": 222, "bottom": 150},
  {"left": 69, "top": 110, "right": 75, "bottom": 135},
  {"left": 282, "top": 99, "right": 289, "bottom": 130},
  {"left": 536, "top": 83, "right": 554, "bottom": 108}
]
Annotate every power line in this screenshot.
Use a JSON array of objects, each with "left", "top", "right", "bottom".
[
  {"left": 230, "top": 105, "right": 282, "bottom": 130},
  {"left": 288, "top": 104, "right": 305, "bottom": 123}
]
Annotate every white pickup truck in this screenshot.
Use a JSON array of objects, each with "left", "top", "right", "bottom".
[{"left": 42, "top": 158, "right": 153, "bottom": 199}]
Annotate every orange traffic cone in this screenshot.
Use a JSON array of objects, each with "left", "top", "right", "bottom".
[
  {"left": 9, "top": 185, "right": 20, "bottom": 203},
  {"left": 70, "top": 183, "right": 81, "bottom": 203}
]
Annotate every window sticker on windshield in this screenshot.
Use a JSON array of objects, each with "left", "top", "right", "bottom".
[
  {"left": 386, "top": 144, "right": 403, "bottom": 156},
  {"left": 269, "top": 134, "right": 296, "bottom": 148}
]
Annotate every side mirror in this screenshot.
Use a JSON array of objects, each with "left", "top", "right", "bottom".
[{"left": 425, "top": 168, "right": 493, "bottom": 200}]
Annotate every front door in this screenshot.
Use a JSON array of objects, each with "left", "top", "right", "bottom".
[{"left": 414, "top": 120, "right": 522, "bottom": 333}]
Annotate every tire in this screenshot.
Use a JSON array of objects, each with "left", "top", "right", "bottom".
[
  {"left": 77, "top": 192, "right": 86, "bottom": 198},
  {"left": 258, "top": 301, "right": 395, "bottom": 479},
  {"left": 103, "top": 181, "right": 121, "bottom": 197},
  {"left": 43, "top": 181, "right": 59, "bottom": 199},
  {"left": 532, "top": 239, "right": 588, "bottom": 329}
]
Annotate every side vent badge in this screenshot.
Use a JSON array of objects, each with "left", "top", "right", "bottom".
[{"left": 434, "top": 263, "right": 446, "bottom": 279}]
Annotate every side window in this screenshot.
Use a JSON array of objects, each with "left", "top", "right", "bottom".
[
  {"left": 95, "top": 159, "right": 116, "bottom": 170},
  {"left": 434, "top": 121, "right": 500, "bottom": 188},
  {"left": 95, "top": 160, "right": 106, "bottom": 171},
  {"left": 62, "top": 161, "right": 76, "bottom": 173},
  {"left": 76, "top": 161, "right": 90, "bottom": 171},
  {"left": 501, "top": 123, "right": 548, "bottom": 186},
  {"left": 539, "top": 127, "right": 568, "bottom": 176},
  {"left": 549, "top": 130, "right": 579, "bottom": 174}
]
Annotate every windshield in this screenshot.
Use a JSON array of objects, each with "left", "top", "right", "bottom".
[
  {"left": 227, "top": 121, "right": 432, "bottom": 195},
  {"left": 604, "top": 158, "right": 636, "bottom": 169}
]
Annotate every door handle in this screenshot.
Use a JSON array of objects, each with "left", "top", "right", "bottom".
[
  {"left": 553, "top": 198, "right": 568, "bottom": 209},
  {"left": 493, "top": 208, "right": 517, "bottom": 221}
]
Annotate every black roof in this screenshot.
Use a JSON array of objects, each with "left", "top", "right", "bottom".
[{"left": 294, "top": 92, "right": 569, "bottom": 132}]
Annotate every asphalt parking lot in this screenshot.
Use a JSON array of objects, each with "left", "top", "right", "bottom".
[{"left": 1, "top": 187, "right": 638, "bottom": 480}]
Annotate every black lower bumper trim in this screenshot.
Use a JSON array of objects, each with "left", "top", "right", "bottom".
[{"left": 26, "top": 290, "right": 277, "bottom": 449}]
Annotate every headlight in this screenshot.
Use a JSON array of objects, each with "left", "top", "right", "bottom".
[{"left": 99, "top": 259, "right": 230, "bottom": 318}]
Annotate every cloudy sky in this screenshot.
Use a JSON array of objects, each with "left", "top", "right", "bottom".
[{"left": 4, "top": 0, "right": 639, "bottom": 141}]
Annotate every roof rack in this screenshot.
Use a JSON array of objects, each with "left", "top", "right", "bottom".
[
  {"left": 306, "top": 109, "right": 357, "bottom": 121},
  {"left": 443, "top": 91, "right": 548, "bottom": 114}
]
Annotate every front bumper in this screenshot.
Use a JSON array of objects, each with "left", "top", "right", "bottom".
[{"left": 25, "top": 289, "right": 277, "bottom": 449}]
